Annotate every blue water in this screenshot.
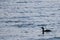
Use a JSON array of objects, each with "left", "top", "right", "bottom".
[{"left": 0, "top": 0, "right": 60, "bottom": 40}]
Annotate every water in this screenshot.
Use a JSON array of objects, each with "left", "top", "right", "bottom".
[{"left": 0, "top": 0, "right": 60, "bottom": 40}]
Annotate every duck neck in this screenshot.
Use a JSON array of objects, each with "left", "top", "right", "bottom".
[{"left": 42, "top": 28, "right": 44, "bottom": 34}]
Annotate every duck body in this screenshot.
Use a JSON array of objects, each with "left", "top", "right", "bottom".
[
  {"left": 41, "top": 27, "right": 51, "bottom": 34},
  {"left": 44, "top": 29, "right": 51, "bottom": 32}
]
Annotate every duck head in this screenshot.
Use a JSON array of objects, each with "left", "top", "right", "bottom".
[{"left": 41, "top": 27, "right": 44, "bottom": 29}]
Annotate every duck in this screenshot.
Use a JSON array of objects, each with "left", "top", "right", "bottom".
[{"left": 41, "top": 27, "right": 51, "bottom": 34}]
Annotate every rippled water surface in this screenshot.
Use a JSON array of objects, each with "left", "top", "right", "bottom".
[{"left": 0, "top": 0, "right": 60, "bottom": 40}]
